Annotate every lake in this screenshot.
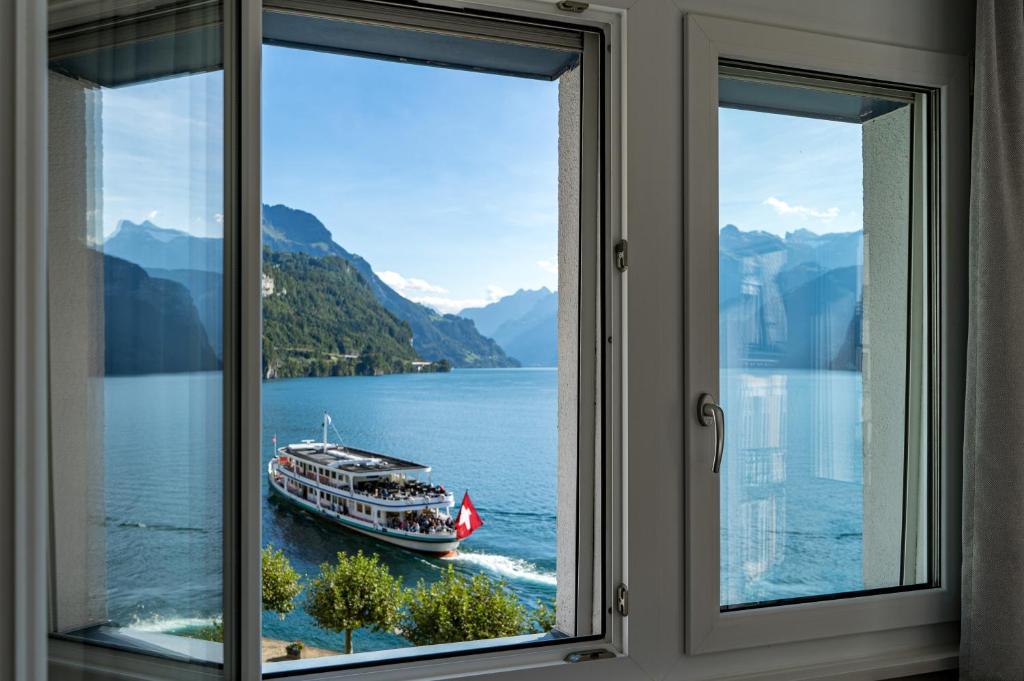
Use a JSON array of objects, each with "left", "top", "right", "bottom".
[{"left": 101, "top": 367, "right": 864, "bottom": 651}]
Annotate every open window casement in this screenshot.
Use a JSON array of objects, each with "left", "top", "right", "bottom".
[
  {"left": 682, "top": 13, "right": 968, "bottom": 655},
  {"left": 45, "top": 0, "right": 623, "bottom": 679}
]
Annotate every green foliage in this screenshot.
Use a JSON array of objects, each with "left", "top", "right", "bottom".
[
  {"left": 531, "top": 599, "right": 556, "bottom": 633},
  {"left": 261, "top": 249, "right": 455, "bottom": 378},
  {"left": 400, "top": 565, "right": 527, "bottom": 646},
  {"left": 191, "top": 619, "right": 224, "bottom": 643},
  {"left": 262, "top": 545, "right": 303, "bottom": 619},
  {"left": 304, "top": 550, "right": 404, "bottom": 654}
]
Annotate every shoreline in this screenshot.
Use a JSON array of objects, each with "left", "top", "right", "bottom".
[{"left": 263, "top": 637, "right": 340, "bottom": 662}]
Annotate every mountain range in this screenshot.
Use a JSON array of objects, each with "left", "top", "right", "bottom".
[
  {"left": 718, "top": 224, "right": 864, "bottom": 371},
  {"left": 460, "top": 288, "right": 558, "bottom": 367},
  {"left": 99, "top": 205, "right": 518, "bottom": 374},
  {"left": 94, "top": 210, "right": 866, "bottom": 376}
]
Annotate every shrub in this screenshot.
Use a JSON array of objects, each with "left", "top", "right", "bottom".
[
  {"left": 262, "top": 544, "right": 303, "bottom": 618},
  {"left": 304, "top": 550, "right": 403, "bottom": 654},
  {"left": 400, "top": 565, "right": 527, "bottom": 646}
]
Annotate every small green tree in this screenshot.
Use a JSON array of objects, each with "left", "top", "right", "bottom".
[
  {"left": 192, "top": 619, "right": 224, "bottom": 642},
  {"left": 262, "top": 545, "right": 303, "bottom": 619},
  {"left": 304, "top": 551, "right": 403, "bottom": 654},
  {"left": 531, "top": 599, "right": 556, "bottom": 633},
  {"left": 401, "top": 566, "right": 527, "bottom": 646}
]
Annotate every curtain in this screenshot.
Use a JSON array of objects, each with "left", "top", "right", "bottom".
[{"left": 962, "top": 1, "right": 1024, "bottom": 679}]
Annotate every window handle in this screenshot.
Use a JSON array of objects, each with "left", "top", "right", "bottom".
[{"left": 698, "top": 393, "right": 725, "bottom": 473}]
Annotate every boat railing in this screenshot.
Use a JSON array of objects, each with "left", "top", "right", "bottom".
[{"left": 273, "top": 461, "right": 453, "bottom": 506}]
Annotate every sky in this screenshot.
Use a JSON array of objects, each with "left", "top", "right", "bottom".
[
  {"left": 719, "top": 107, "right": 863, "bottom": 237},
  {"left": 99, "top": 49, "right": 865, "bottom": 314}
]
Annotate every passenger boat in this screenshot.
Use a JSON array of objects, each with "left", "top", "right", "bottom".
[{"left": 267, "top": 413, "right": 473, "bottom": 556}]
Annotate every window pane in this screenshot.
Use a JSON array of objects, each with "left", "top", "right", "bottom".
[
  {"left": 258, "top": 6, "right": 589, "bottom": 670},
  {"left": 48, "top": 1, "right": 225, "bottom": 665},
  {"left": 718, "top": 72, "right": 929, "bottom": 608}
]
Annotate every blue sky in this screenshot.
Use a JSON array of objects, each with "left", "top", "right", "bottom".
[
  {"left": 719, "top": 107, "right": 863, "bottom": 236},
  {"left": 99, "top": 50, "right": 864, "bottom": 314}
]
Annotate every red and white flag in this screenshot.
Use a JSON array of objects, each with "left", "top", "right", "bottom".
[{"left": 455, "top": 491, "right": 483, "bottom": 540}]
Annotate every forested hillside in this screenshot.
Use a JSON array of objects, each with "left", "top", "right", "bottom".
[{"left": 262, "top": 250, "right": 450, "bottom": 378}]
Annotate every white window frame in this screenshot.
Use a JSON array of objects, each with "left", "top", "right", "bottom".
[
  {"left": 239, "top": 0, "right": 627, "bottom": 677},
  {"left": 41, "top": 0, "right": 628, "bottom": 679},
  {"left": 682, "top": 13, "right": 968, "bottom": 655},
  {"left": 20, "top": 2, "right": 974, "bottom": 681}
]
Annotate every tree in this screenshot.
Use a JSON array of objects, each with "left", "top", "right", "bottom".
[
  {"left": 400, "top": 566, "right": 527, "bottom": 646},
  {"left": 304, "top": 550, "right": 403, "bottom": 654},
  {"left": 192, "top": 619, "right": 223, "bottom": 642},
  {"left": 262, "top": 545, "right": 303, "bottom": 619},
  {"left": 531, "top": 599, "right": 556, "bottom": 633}
]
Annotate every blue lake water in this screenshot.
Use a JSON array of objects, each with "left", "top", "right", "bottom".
[
  {"left": 102, "top": 367, "right": 865, "bottom": 651},
  {"left": 103, "top": 369, "right": 558, "bottom": 652}
]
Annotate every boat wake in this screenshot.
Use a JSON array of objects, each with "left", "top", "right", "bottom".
[
  {"left": 446, "top": 551, "right": 556, "bottom": 587},
  {"left": 126, "top": 614, "right": 220, "bottom": 634}
]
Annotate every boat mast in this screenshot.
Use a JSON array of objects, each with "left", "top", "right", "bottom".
[{"left": 323, "top": 411, "right": 329, "bottom": 452}]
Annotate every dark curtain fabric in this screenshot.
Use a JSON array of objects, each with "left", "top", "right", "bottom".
[{"left": 962, "top": 1, "right": 1024, "bottom": 679}]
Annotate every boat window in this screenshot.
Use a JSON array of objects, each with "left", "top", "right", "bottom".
[{"left": 259, "top": 0, "right": 603, "bottom": 672}]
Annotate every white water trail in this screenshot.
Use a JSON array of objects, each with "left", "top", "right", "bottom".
[
  {"left": 127, "top": 615, "right": 220, "bottom": 633},
  {"left": 446, "top": 551, "right": 556, "bottom": 586}
]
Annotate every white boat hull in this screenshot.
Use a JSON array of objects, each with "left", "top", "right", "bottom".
[{"left": 268, "top": 461, "right": 461, "bottom": 556}]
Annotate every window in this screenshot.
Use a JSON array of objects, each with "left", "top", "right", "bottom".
[
  {"left": 682, "top": 13, "right": 965, "bottom": 656},
  {"left": 46, "top": 0, "right": 612, "bottom": 668},
  {"left": 257, "top": 4, "right": 605, "bottom": 671},
  {"left": 47, "top": 0, "right": 226, "bottom": 667},
  {"left": 717, "top": 66, "right": 929, "bottom": 608}
]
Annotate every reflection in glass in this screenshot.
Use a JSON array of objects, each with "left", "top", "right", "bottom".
[
  {"left": 48, "top": 1, "right": 224, "bottom": 665},
  {"left": 718, "top": 74, "right": 926, "bottom": 607}
]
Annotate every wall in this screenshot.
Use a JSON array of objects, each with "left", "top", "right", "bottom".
[
  {"left": 48, "top": 70, "right": 108, "bottom": 632},
  {"left": 556, "top": 63, "right": 583, "bottom": 635},
  {"left": 861, "top": 105, "right": 913, "bottom": 588},
  {"left": 0, "top": 3, "right": 15, "bottom": 675}
]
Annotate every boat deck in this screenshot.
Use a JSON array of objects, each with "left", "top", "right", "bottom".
[{"left": 283, "top": 442, "right": 429, "bottom": 475}]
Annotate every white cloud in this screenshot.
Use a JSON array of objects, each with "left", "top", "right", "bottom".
[
  {"left": 536, "top": 259, "right": 558, "bottom": 275},
  {"left": 146, "top": 210, "right": 159, "bottom": 221},
  {"left": 763, "top": 196, "right": 839, "bottom": 221},
  {"left": 378, "top": 271, "right": 508, "bottom": 314},
  {"left": 486, "top": 285, "right": 509, "bottom": 301},
  {"left": 214, "top": 213, "right": 224, "bottom": 225},
  {"left": 378, "top": 271, "right": 448, "bottom": 295}
]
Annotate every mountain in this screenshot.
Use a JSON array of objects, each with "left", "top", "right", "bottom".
[
  {"left": 103, "top": 220, "right": 223, "bottom": 272},
  {"left": 261, "top": 204, "right": 516, "bottom": 368},
  {"left": 461, "top": 288, "right": 554, "bottom": 338},
  {"left": 102, "top": 206, "right": 517, "bottom": 369},
  {"left": 718, "top": 224, "right": 864, "bottom": 371},
  {"left": 146, "top": 268, "right": 223, "bottom": 359},
  {"left": 262, "top": 250, "right": 441, "bottom": 378},
  {"left": 100, "top": 252, "right": 220, "bottom": 375},
  {"left": 460, "top": 288, "right": 558, "bottom": 367}
]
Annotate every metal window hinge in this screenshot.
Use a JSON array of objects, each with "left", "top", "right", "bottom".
[
  {"left": 556, "top": 0, "right": 589, "bottom": 13},
  {"left": 614, "top": 239, "right": 628, "bottom": 272},
  {"left": 615, "top": 583, "right": 629, "bottom": 616},
  {"left": 565, "top": 649, "right": 616, "bottom": 663}
]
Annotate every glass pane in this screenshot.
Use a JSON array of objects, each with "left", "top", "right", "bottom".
[
  {"left": 718, "top": 73, "right": 928, "bottom": 608},
  {"left": 48, "top": 1, "right": 225, "bottom": 665},
  {"left": 259, "top": 8, "right": 584, "bottom": 670}
]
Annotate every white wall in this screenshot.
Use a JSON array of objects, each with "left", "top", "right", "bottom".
[
  {"left": 48, "top": 70, "right": 108, "bottom": 633},
  {"left": 861, "top": 105, "right": 913, "bottom": 589},
  {"left": 556, "top": 63, "right": 583, "bottom": 635},
  {"left": 0, "top": 2, "right": 15, "bottom": 674}
]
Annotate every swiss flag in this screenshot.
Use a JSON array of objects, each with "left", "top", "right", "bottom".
[{"left": 455, "top": 492, "right": 483, "bottom": 540}]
